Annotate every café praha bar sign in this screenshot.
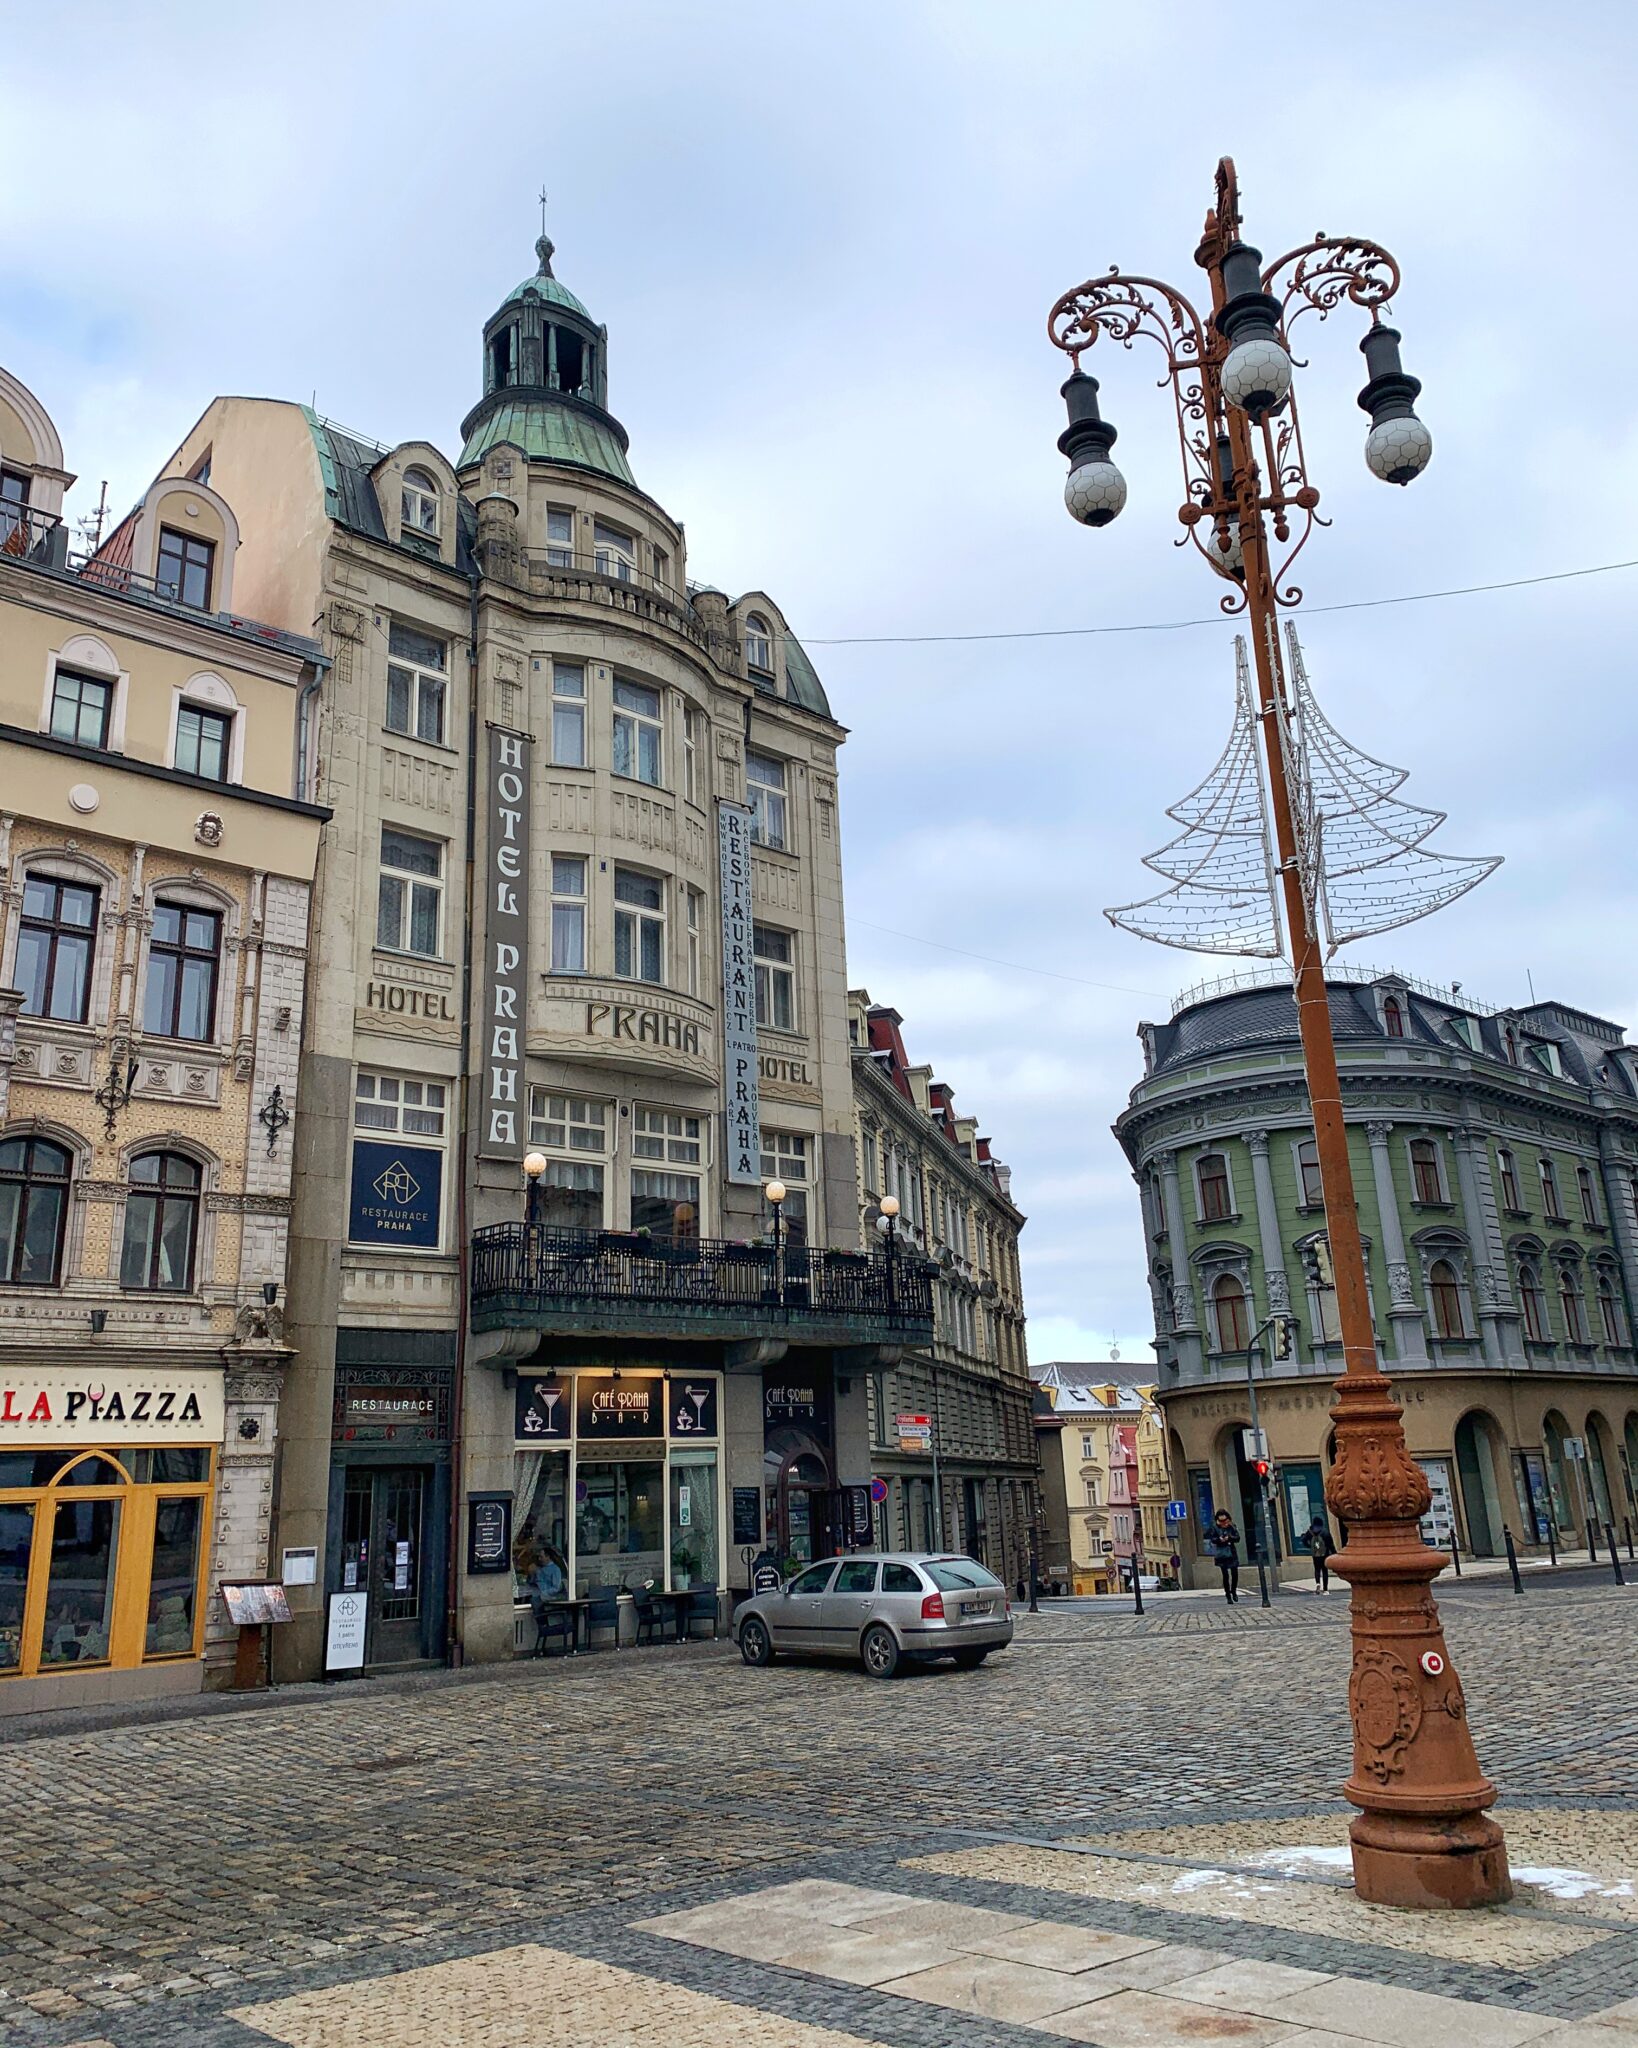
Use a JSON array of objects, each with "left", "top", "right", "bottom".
[
  {"left": 577, "top": 1374, "right": 662, "bottom": 1439},
  {"left": 0, "top": 1366, "right": 225, "bottom": 1445}
]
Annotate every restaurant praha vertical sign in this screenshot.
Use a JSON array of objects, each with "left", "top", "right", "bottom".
[
  {"left": 718, "top": 801, "right": 761, "bottom": 1183},
  {"left": 483, "top": 724, "right": 532, "bottom": 1157}
]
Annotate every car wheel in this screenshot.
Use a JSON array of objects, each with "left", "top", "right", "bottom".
[
  {"left": 952, "top": 1647, "right": 989, "bottom": 1669},
  {"left": 739, "top": 1618, "right": 774, "bottom": 1667},
  {"left": 860, "top": 1623, "right": 900, "bottom": 1680}
]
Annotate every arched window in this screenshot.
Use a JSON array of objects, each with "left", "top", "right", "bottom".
[
  {"left": 1558, "top": 1261, "right": 1588, "bottom": 1345},
  {"left": 1296, "top": 1138, "right": 1323, "bottom": 1207},
  {"left": 744, "top": 615, "right": 773, "bottom": 675},
  {"left": 0, "top": 1135, "right": 71, "bottom": 1285},
  {"left": 1518, "top": 1259, "right": 1549, "bottom": 1343},
  {"left": 1383, "top": 996, "right": 1405, "bottom": 1038},
  {"left": 120, "top": 1152, "right": 201, "bottom": 1293},
  {"left": 401, "top": 467, "right": 439, "bottom": 537},
  {"left": 1196, "top": 1152, "right": 1231, "bottom": 1222},
  {"left": 1504, "top": 1027, "right": 1517, "bottom": 1064},
  {"left": 1597, "top": 1269, "right": 1625, "bottom": 1348},
  {"left": 1212, "top": 1273, "right": 1249, "bottom": 1353},
  {"left": 1410, "top": 1139, "right": 1444, "bottom": 1204},
  {"left": 1429, "top": 1258, "right": 1464, "bottom": 1340}
]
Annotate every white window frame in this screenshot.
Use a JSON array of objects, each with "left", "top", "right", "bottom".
[
  {"left": 613, "top": 867, "right": 666, "bottom": 985},
  {"left": 612, "top": 678, "right": 663, "bottom": 787},
  {"left": 386, "top": 622, "right": 448, "bottom": 745},
  {"left": 354, "top": 1070, "right": 448, "bottom": 1138},
  {"left": 550, "top": 855, "right": 587, "bottom": 974},
  {"left": 377, "top": 826, "right": 444, "bottom": 959},
  {"left": 753, "top": 923, "right": 796, "bottom": 1031},
  {"left": 526, "top": 1089, "right": 608, "bottom": 1229},
  {"left": 744, "top": 614, "right": 773, "bottom": 674},
  {"left": 400, "top": 468, "right": 439, "bottom": 538},
  {"left": 633, "top": 1107, "right": 705, "bottom": 1167},
  {"left": 759, "top": 1129, "right": 809, "bottom": 1184},
  {"left": 550, "top": 662, "right": 586, "bottom": 767},
  {"left": 685, "top": 886, "right": 702, "bottom": 997},
  {"left": 545, "top": 504, "right": 575, "bottom": 568},
  {"left": 683, "top": 707, "right": 701, "bottom": 806},
  {"left": 746, "top": 751, "right": 788, "bottom": 850},
  {"left": 593, "top": 518, "right": 636, "bottom": 582}
]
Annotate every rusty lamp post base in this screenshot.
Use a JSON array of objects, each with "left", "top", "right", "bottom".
[{"left": 1329, "top": 1373, "right": 1512, "bottom": 1909}]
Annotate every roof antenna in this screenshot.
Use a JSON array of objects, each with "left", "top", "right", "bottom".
[{"left": 1526, "top": 967, "right": 1537, "bottom": 1003}]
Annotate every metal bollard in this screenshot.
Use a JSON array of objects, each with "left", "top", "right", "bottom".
[
  {"left": 1606, "top": 1524, "right": 1625, "bottom": 1588},
  {"left": 1133, "top": 1569, "right": 1145, "bottom": 1617},
  {"left": 1547, "top": 1518, "right": 1558, "bottom": 1567},
  {"left": 1503, "top": 1528, "right": 1524, "bottom": 1595},
  {"left": 1626, "top": 1516, "right": 1635, "bottom": 1562},
  {"left": 1590, "top": 1520, "right": 1599, "bottom": 1564},
  {"left": 1449, "top": 1521, "right": 1462, "bottom": 1577}
]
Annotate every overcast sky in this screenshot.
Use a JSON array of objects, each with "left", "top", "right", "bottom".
[{"left": 5, "top": 3, "right": 1636, "bottom": 1368}]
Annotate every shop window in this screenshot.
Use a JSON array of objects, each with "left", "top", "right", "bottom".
[
  {"left": 120, "top": 1151, "right": 201, "bottom": 1293},
  {"left": 669, "top": 1451, "right": 719, "bottom": 1591},
  {"left": 0, "top": 1135, "right": 72, "bottom": 1287},
  {"left": 17, "top": 875, "right": 98, "bottom": 1022},
  {"left": 142, "top": 901, "right": 221, "bottom": 1042},
  {"left": 0, "top": 1448, "right": 211, "bottom": 1678},
  {"left": 49, "top": 668, "right": 114, "bottom": 749},
  {"left": 575, "top": 1460, "right": 663, "bottom": 1596},
  {"left": 386, "top": 621, "right": 447, "bottom": 743}
]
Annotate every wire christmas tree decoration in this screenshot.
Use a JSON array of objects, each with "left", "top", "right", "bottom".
[{"left": 1106, "top": 624, "right": 1500, "bottom": 960}]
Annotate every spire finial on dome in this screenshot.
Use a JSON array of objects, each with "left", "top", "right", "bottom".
[{"left": 535, "top": 233, "right": 556, "bottom": 277}]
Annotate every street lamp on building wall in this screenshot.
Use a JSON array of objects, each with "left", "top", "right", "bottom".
[
  {"left": 1048, "top": 158, "right": 1508, "bottom": 1912},
  {"left": 765, "top": 1177, "right": 787, "bottom": 1303},
  {"left": 523, "top": 1151, "right": 547, "bottom": 1269}
]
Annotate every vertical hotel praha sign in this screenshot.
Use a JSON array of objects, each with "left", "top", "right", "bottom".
[
  {"left": 718, "top": 801, "right": 761, "bottom": 1183},
  {"left": 483, "top": 724, "right": 532, "bottom": 1155}
]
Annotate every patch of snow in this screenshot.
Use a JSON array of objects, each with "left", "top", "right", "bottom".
[
  {"left": 1247, "top": 1845, "right": 1355, "bottom": 1876},
  {"left": 1512, "top": 1864, "right": 1635, "bottom": 1901}
]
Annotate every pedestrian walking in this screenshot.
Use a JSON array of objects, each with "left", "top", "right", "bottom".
[
  {"left": 1303, "top": 1515, "right": 1337, "bottom": 1593},
  {"left": 1205, "top": 1510, "right": 1242, "bottom": 1603}
]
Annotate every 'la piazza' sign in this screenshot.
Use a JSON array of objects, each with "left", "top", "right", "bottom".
[{"left": 0, "top": 1367, "right": 225, "bottom": 1445}]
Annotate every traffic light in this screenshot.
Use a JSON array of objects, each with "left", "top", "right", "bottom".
[
  {"left": 1271, "top": 1315, "right": 1295, "bottom": 1360},
  {"left": 1300, "top": 1235, "right": 1334, "bottom": 1288},
  {"left": 1253, "top": 1457, "right": 1271, "bottom": 1482}
]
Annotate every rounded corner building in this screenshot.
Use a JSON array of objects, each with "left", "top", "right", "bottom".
[{"left": 1115, "top": 965, "right": 1638, "bottom": 1587}]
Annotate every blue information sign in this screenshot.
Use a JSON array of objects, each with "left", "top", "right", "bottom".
[
  {"left": 348, "top": 1140, "right": 443, "bottom": 1250},
  {"left": 1164, "top": 1500, "right": 1189, "bottom": 1524}
]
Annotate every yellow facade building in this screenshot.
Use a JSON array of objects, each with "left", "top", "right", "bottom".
[{"left": 0, "top": 365, "right": 325, "bottom": 1711}]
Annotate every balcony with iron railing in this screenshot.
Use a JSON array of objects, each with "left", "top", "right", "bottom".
[
  {"left": 514, "top": 547, "right": 710, "bottom": 651},
  {"left": 0, "top": 503, "right": 68, "bottom": 568},
  {"left": 470, "top": 1223, "right": 935, "bottom": 1347}
]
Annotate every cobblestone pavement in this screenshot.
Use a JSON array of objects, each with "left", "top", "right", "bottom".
[{"left": 0, "top": 1571, "right": 1635, "bottom": 2046}]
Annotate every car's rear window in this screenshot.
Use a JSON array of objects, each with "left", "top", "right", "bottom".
[
  {"left": 926, "top": 1560, "right": 1003, "bottom": 1592},
  {"left": 882, "top": 1563, "right": 922, "bottom": 1594}
]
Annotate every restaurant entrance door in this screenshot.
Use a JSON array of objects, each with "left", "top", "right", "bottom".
[
  {"left": 771, "top": 1447, "right": 834, "bottom": 1567},
  {"left": 340, "top": 1464, "right": 433, "bottom": 1666}
]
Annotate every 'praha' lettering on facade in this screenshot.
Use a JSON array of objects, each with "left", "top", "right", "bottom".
[
  {"left": 483, "top": 725, "right": 532, "bottom": 1155},
  {"left": 585, "top": 1003, "right": 701, "bottom": 1053}
]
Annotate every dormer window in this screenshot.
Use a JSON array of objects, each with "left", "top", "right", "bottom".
[
  {"left": 401, "top": 468, "right": 439, "bottom": 538},
  {"left": 156, "top": 527, "right": 214, "bottom": 610},
  {"left": 1446, "top": 1016, "right": 1474, "bottom": 1050},
  {"left": 2, "top": 466, "right": 30, "bottom": 543},
  {"left": 745, "top": 615, "right": 774, "bottom": 676},
  {"left": 594, "top": 520, "right": 635, "bottom": 583},
  {"left": 1382, "top": 995, "right": 1405, "bottom": 1038}
]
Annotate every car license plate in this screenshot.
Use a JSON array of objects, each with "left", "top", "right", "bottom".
[{"left": 961, "top": 1599, "right": 993, "bottom": 1618}]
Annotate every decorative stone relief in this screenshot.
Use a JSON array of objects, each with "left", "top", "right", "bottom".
[
  {"left": 1387, "top": 1262, "right": 1417, "bottom": 1310},
  {"left": 1265, "top": 1268, "right": 1292, "bottom": 1315},
  {"left": 1366, "top": 1121, "right": 1395, "bottom": 1145}
]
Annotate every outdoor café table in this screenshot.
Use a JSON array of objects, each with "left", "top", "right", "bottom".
[
  {"left": 540, "top": 1597, "right": 593, "bottom": 1653},
  {"left": 654, "top": 1589, "right": 702, "bottom": 1643}
]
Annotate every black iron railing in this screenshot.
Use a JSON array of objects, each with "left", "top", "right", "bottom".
[
  {"left": 0, "top": 504, "right": 65, "bottom": 566},
  {"left": 470, "top": 1222, "right": 933, "bottom": 1330}
]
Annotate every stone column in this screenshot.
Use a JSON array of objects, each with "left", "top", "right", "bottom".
[
  {"left": 1156, "top": 1150, "right": 1203, "bottom": 1377},
  {"left": 1243, "top": 1130, "right": 1293, "bottom": 1320},
  {"left": 1453, "top": 1124, "right": 1513, "bottom": 1366},
  {"left": 1459, "top": 1121, "right": 1524, "bottom": 1366},
  {"left": 1365, "top": 1122, "right": 1427, "bottom": 1365}
]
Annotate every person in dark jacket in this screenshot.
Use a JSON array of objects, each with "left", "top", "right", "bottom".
[
  {"left": 1205, "top": 1510, "right": 1242, "bottom": 1603},
  {"left": 1303, "top": 1515, "right": 1337, "bottom": 1593}
]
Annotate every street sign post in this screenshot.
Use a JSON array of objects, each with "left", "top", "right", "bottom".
[{"left": 1164, "top": 1500, "right": 1188, "bottom": 1524}]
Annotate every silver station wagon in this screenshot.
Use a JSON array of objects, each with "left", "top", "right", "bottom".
[{"left": 734, "top": 1551, "right": 1014, "bottom": 1679}]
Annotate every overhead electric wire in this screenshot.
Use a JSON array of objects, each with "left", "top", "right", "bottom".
[{"left": 801, "top": 555, "right": 1638, "bottom": 647}]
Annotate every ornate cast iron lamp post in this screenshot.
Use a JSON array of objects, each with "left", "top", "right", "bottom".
[{"left": 1049, "top": 158, "right": 1509, "bottom": 1910}]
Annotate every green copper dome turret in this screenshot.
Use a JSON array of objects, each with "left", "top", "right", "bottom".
[{"left": 459, "top": 233, "right": 635, "bottom": 485}]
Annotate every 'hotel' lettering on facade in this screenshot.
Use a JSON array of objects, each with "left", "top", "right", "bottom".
[{"left": 483, "top": 725, "right": 532, "bottom": 1155}]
